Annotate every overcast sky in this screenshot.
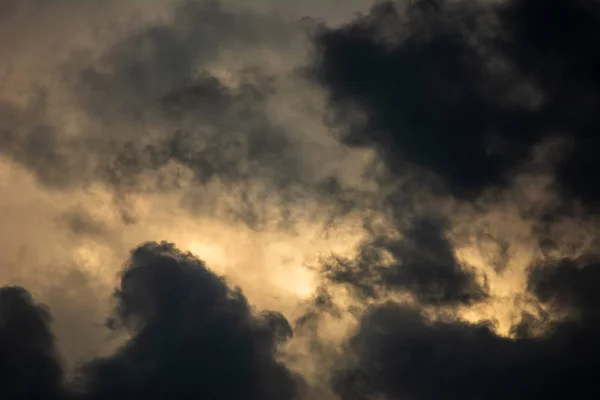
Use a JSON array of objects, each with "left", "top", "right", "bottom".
[{"left": 1, "top": 1, "right": 600, "bottom": 399}]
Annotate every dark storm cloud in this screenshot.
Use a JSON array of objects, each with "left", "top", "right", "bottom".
[
  {"left": 331, "top": 257, "right": 600, "bottom": 400},
  {"left": 528, "top": 257, "right": 600, "bottom": 323},
  {"left": 311, "top": 0, "right": 600, "bottom": 205},
  {"left": 322, "top": 216, "right": 485, "bottom": 305},
  {"left": 0, "top": 242, "right": 301, "bottom": 400},
  {"left": 74, "top": 241, "right": 300, "bottom": 400},
  {"left": 0, "top": 287, "right": 65, "bottom": 400}
]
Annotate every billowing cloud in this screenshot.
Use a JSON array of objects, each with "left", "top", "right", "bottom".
[
  {"left": 312, "top": 0, "right": 600, "bottom": 205},
  {"left": 322, "top": 216, "right": 486, "bottom": 305},
  {"left": 1, "top": 242, "right": 301, "bottom": 400},
  {"left": 331, "top": 257, "right": 600, "bottom": 400},
  {"left": 0, "top": 287, "right": 65, "bottom": 400},
  {"left": 302, "top": 1, "right": 600, "bottom": 399}
]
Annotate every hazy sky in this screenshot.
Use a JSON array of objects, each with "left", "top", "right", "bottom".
[{"left": 1, "top": 1, "right": 600, "bottom": 399}]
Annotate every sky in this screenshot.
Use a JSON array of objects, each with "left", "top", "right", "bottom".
[{"left": 1, "top": 0, "right": 600, "bottom": 399}]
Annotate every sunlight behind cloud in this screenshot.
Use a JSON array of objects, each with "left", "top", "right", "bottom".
[{"left": 187, "top": 240, "right": 228, "bottom": 268}]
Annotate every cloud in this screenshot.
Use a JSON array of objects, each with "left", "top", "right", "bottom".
[
  {"left": 1, "top": 241, "right": 301, "bottom": 400},
  {"left": 0, "top": 95, "right": 93, "bottom": 189},
  {"left": 0, "top": 286, "right": 65, "bottom": 400},
  {"left": 331, "top": 256, "right": 600, "bottom": 400},
  {"left": 3, "top": 1, "right": 600, "bottom": 399},
  {"left": 0, "top": 1, "right": 299, "bottom": 193},
  {"left": 0, "top": 0, "right": 375, "bottom": 233},
  {"left": 528, "top": 257, "right": 600, "bottom": 323},
  {"left": 0, "top": 0, "right": 18, "bottom": 20},
  {"left": 311, "top": 0, "right": 600, "bottom": 206},
  {"left": 322, "top": 216, "right": 486, "bottom": 305}
]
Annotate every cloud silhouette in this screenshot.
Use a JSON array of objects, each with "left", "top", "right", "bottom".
[
  {"left": 0, "top": 287, "right": 65, "bottom": 400},
  {"left": 322, "top": 216, "right": 485, "bottom": 305},
  {"left": 312, "top": 0, "right": 600, "bottom": 205},
  {"left": 1, "top": 242, "right": 301, "bottom": 400},
  {"left": 331, "top": 256, "right": 600, "bottom": 400}
]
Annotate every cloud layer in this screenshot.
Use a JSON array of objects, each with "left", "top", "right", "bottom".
[{"left": 2, "top": 1, "right": 600, "bottom": 400}]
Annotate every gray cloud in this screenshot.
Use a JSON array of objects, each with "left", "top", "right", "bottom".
[
  {"left": 3, "top": 1, "right": 600, "bottom": 400},
  {"left": 322, "top": 216, "right": 486, "bottom": 306}
]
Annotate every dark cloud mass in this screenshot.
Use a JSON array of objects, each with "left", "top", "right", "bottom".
[
  {"left": 322, "top": 217, "right": 485, "bottom": 305},
  {"left": 0, "top": 242, "right": 300, "bottom": 400},
  {"left": 313, "top": 0, "right": 600, "bottom": 205},
  {"left": 0, "top": 287, "right": 64, "bottom": 400},
  {"left": 304, "top": 1, "right": 600, "bottom": 399},
  {"left": 332, "top": 258, "right": 600, "bottom": 400}
]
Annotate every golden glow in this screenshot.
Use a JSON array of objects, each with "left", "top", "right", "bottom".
[
  {"left": 1, "top": 155, "right": 583, "bottom": 343},
  {"left": 187, "top": 241, "right": 228, "bottom": 268}
]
